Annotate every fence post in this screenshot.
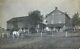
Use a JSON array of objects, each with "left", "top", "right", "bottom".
[
  {"left": 52, "top": 31, "right": 53, "bottom": 37},
  {"left": 41, "top": 32, "right": 42, "bottom": 38}
]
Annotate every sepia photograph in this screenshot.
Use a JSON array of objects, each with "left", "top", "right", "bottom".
[{"left": 0, "top": 0, "right": 80, "bottom": 49}]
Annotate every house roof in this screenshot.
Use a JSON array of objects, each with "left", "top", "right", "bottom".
[
  {"left": 46, "top": 7, "right": 70, "bottom": 19},
  {"left": 46, "top": 7, "right": 64, "bottom": 16},
  {"left": 7, "top": 16, "right": 30, "bottom": 23}
]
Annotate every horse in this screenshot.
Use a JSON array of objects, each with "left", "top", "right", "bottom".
[
  {"left": 12, "top": 28, "right": 25, "bottom": 38},
  {"left": 12, "top": 28, "right": 29, "bottom": 39},
  {"left": 12, "top": 31, "right": 20, "bottom": 39}
]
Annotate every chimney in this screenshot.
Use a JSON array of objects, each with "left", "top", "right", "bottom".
[{"left": 55, "top": 7, "right": 58, "bottom": 10}]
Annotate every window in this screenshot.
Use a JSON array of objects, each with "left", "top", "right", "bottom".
[
  {"left": 44, "top": 19, "right": 47, "bottom": 23},
  {"left": 46, "top": 21, "right": 47, "bottom": 23}
]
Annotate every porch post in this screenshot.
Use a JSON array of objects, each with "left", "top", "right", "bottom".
[{"left": 65, "top": 31, "right": 68, "bottom": 37}]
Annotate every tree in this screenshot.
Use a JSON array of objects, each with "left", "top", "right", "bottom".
[
  {"left": 72, "top": 12, "right": 80, "bottom": 31},
  {"left": 28, "top": 10, "right": 43, "bottom": 33},
  {"left": 72, "top": 12, "right": 80, "bottom": 26},
  {"left": 28, "top": 10, "right": 43, "bottom": 27}
]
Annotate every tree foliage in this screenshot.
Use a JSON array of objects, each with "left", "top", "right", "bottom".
[
  {"left": 28, "top": 10, "right": 43, "bottom": 26},
  {"left": 72, "top": 12, "right": 80, "bottom": 26},
  {"left": 28, "top": 10, "right": 43, "bottom": 33}
]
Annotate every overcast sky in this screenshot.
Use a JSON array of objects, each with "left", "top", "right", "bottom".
[{"left": 0, "top": 0, "right": 80, "bottom": 28}]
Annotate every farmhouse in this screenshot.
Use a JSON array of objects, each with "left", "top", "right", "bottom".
[{"left": 44, "top": 7, "right": 71, "bottom": 32}]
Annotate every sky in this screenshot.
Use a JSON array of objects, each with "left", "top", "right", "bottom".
[{"left": 0, "top": 0, "right": 80, "bottom": 28}]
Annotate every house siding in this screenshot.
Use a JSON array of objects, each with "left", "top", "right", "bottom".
[
  {"left": 45, "top": 7, "right": 71, "bottom": 31},
  {"left": 46, "top": 10, "right": 66, "bottom": 25}
]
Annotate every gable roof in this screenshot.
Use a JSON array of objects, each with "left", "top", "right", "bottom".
[
  {"left": 46, "top": 7, "right": 70, "bottom": 19},
  {"left": 7, "top": 16, "right": 30, "bottom": 23},
  {"left": 46, "top": 7, "right": 64, "bottom": 16}
]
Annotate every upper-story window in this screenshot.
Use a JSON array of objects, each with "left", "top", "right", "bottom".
[
  {"left": 43, "top": 19, "right": 47, "bottom": 24},
  {"left": 46, "top": 21, "right": 48, "bottom": 23},
  {"left": 44, "top": 19, "right": 46, "bottom": 22}
]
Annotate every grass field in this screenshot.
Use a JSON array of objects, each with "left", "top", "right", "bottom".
[{"left": 0, "top": 32, "right": 80, "bottom": 49}]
